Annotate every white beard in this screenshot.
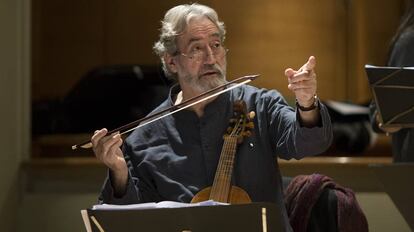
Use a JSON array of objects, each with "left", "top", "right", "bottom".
[{"left": 183, "top": 63, "right": 227, "bottom": 94}]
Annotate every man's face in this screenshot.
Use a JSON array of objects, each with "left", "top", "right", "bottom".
[{"left": 168, "top": 17, "right": 227, "bottom": 95}]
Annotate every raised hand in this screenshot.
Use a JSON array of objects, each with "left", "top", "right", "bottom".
[{"left": 285, "top": 56, "right": 317, "bottom": 108}]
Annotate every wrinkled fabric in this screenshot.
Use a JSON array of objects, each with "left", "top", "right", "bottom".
[{"left": 284, "top": 174, "right": 368, "bottom": 232}]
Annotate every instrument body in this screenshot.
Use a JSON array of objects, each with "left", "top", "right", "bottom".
[{"left": 191, "top": 186, "right": 251, "bottom": 204}]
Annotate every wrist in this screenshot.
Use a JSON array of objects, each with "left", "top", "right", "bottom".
[
  {"left": 296, "top": 95, "right": 319, "bottom": 111},
  {"left": 111, "top": 161, "right": 128, "bottom": 174}
]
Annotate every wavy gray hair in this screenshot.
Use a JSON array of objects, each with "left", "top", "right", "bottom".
[{"left": 153, "top": 3, "right": 226, "bottom": 79}]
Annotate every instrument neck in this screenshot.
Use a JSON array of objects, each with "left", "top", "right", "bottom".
[{"left": 210, "top": 136, "right": 238, "bottom": 202}]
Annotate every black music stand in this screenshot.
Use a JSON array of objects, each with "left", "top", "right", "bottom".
[
  {"left": 370, "top": 163, "right": 414, "bottom": 230},
  {"left": 81, "top": 203, "right": 284, "bottom": 232},
  {"left": 365, "top": 65, "right": 414, "bottom": 128}
]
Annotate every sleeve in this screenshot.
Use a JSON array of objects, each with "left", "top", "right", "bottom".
[
  {"left": 98, "top": 169, "right": 140, "bottom": 204},
  {"left": 260, "top": 90, "right": 333, "bottom": 160},
  {"left": 97, "top": 140, "right": 162, "bottom": 204},
  {"left": 289, "top": 102, "right": 333, "bottom": 158}
]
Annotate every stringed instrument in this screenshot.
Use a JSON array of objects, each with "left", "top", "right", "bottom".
[{"left": 191, "top": 100, "right": 255, "bottom": 204}]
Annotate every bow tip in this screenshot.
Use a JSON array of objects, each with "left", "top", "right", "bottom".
[{"left": 247, "top": 74, "right": 260, "bottom": 80}]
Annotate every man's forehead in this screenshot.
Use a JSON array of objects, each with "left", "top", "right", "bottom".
[{"left": 179, "top": 17, "right": 220, "bottom": 42}]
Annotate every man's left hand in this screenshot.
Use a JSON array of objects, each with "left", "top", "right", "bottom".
[{"left": 285, "top": 56, "right": 317, "bottom": 108}]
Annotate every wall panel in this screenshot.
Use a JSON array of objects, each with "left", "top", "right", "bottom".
[
  {"left": 211, "top": 0, "right": 348, "bottom": 101},
  {"left": 31, "top": 0, "right": 404, "bottom": 102}
]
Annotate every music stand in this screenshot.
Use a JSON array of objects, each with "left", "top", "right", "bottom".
[
  {"left": 370, "top": 163, "right": 414, "bottom": 230},
  {"left": 365, "top": 65, "right": 414, "bottom": 128},
  {"left": 81, "top": 202, "right": 284, "bottom": 232}
]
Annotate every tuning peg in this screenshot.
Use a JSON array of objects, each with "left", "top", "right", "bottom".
[
  {"left": 243, "top": 131, "right": 252, "bottom": 137},
  {"left": 246, "top": 122, "right": 255, "bottom": 129},
  {"left": 248, "top": 111, "right": 256, "bottom": 120}
]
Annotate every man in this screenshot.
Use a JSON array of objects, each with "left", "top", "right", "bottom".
[{"left": 92, "top": 3, "right": 332, "bottom": 231}]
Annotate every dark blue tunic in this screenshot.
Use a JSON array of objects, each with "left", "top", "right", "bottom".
[{"left": 99, "top": 84, "right": 333, "bottom": 231}]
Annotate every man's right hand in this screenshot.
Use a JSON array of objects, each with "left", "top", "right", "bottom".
[{"left": 92, "top": 128, "right": 128, "bottom": 196}]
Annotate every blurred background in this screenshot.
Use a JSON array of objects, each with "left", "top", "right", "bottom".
[{"left": 1, "top": 0, "right": 412, "bottom": 231}]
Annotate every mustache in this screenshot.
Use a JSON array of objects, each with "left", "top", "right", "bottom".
[{"left": 200, "top": 64, "right": 225, "bottom": 77}]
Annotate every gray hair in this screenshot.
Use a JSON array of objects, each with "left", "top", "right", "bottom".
[{"left": 153, "top": 3, "right": 226, "bottom": 79}]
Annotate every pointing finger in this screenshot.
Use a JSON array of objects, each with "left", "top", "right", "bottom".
[
  {"left": 285, "top": 68, "right": 295, "bottom": 77},
  {"left": 304, "top": 56, "right": 316, "bottom": 71}
]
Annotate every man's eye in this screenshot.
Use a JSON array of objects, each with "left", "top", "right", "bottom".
[
  {"left": 212, "top": 42, "right": 221, "bottom": 48},
  {"left": 192, "top": 46, "right": 201, "bottom": 52}
]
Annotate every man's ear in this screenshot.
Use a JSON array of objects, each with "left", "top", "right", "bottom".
[{"left": 164, "top": 53, "right": 178, "bottom": 74}]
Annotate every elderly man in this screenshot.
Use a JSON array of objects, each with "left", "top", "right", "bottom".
[{"left": 92, "top": 3, "right": 332, "bottom": 231}]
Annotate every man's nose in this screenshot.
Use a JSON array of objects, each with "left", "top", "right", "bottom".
[{"left": 203, "top": 46, "right": 217, "bottom": 64}]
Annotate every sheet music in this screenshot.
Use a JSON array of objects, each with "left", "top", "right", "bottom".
[
  {"left": 92, "top": 200, "right": 228, "bottom": 210},
  {"left": 365, "top": 64, "right": 414, "bottom": 127}
]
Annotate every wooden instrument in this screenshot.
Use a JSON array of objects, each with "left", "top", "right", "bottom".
[{"left": 191, "top": 100, "right": 255, "bottom": 204}]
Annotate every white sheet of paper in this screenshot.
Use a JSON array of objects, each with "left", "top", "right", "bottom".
[{"left": 92, "top": 200, "right": 228, "bottom": 210}]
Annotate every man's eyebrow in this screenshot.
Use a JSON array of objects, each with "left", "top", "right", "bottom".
[
  {"left": 188, "top": 37, "right": 202, "bottom": 44},
  {"left": 187, "top": 33, "right": 221, "bottom": 45}
]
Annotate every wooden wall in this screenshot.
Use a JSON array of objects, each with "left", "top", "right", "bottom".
[
  {"left": 210, "top": 0, "right": 348, "bottom": 101},
  {"left": 32, "top": 0, "right": 404, "bottom": 103}
]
